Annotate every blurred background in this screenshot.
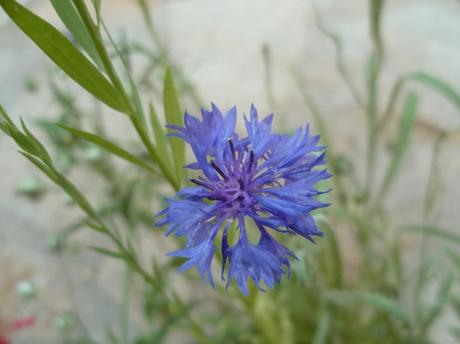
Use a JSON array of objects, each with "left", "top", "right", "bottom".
[{"left": 1, "top": 0, "right": 459, "bottom": 343}]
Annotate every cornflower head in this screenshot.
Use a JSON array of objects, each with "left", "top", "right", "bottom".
[{"left": 156, "top": 104, "right": 331, "bottom": 294}]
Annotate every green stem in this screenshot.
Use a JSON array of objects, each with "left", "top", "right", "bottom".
[
  {"left": 413, "top": 132, "right": 446, "bottom": 335},
  {"left": 364, "top": 0, "right": 385, "bottom": 203},
  {"left": 72, "top": 0, "right": 179, "bottom": 191}
]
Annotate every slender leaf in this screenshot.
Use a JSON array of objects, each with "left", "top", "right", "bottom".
[
  {"left": 49, "top": 0, "right": 101, "bottom": 66},
  {"left": 90, "top": 246, "right": 124, "bottom": 259},
  {"left": 378, "top": 93, "right": 418, "bottom": 201},
  {"left": 369, "top": 0, "right": 385, "bottom": 55},
  {"left": 53, "top": 169, "right": 98, "bottom": 220},
  {"left": 92, "top": 0, "right": 102, "bottom": 26},
  {"left": 19, "top": 151, "right": 58, "bottom": 184},
  {"left": 0, "top": 0, "right": 127, "bottom": 112},
  {"left": 380, "top": 72, "right": 460, "bottom": 130},
  {"left": 163, "top": 67, "right": 185, "bottom": 182},
  {"left": 410, "top": 72, "right": 460, "bottom": 111},
  {"left": 57, "top": 124, "right": 159, "bottom": 175},
  {"left": 0, "top": 105, "right": 14, "bottom": 126},
  {"left": 19, "top": 118, "right": 53, "bottom": 165}
]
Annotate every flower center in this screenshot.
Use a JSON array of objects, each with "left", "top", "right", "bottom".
[{"left": 191, "top": 140, "right": 258, "bottom": 218}]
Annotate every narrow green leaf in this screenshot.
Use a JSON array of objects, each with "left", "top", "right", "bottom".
[
  {"left": 19, "top": 151, "right": 58, "bottom": 184},
  {"left": 410, "top": 72, "right": 460, "bottom": 111},
  {"left": 53, "top": 170, "right": 98, "bottom": 220},
  {"left": 163, "top": 67, "right": 185, "bottom": 183},
  {"left": 0, "top": 113, "right": 36, "bottom": 154},
  {"left": 19, "top": 118, "right": 53, "bottom": 165},
  {"left": 369, "top": 0, "right": 385, "bottom": 55},
  {"left": 149, "top": 102, "right": 170, "bottom": 167},
  {"left": 326, "top": 290, "right": 410, "bottom": 323},
  {"left": 0, "top": 0, "right": 127, "bottom": 112},
  {"left": 49, "top": 0, "right": 101, "bottom": 66},
  {"left": 1, "top": 109, "right": 52, "bottom": 162},
  {"left": 92, "top": 0, "right": 102, "bottom": 26},
  {"left": 380, "top": 72, "right": 460, "bottom": 131},
  {"left": 403, "top": 225, "right": 460, "bottom": 246},
  {"left": 378, "top": 93, "right": 418, "bottom": 201},
  {"left": 0, "top": 105, "right": 14, "bottom": 126},
  {"left": 57, "top": 124, "right": 159, "bottom": 175},
  {"left": 90, "top": 246, "right": 124, "bottom": 259}
]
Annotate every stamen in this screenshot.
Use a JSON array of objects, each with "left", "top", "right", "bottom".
[
  {"left": 228, "top": 138, "right": 236, "bottom": 160},
  {"left": 211, "top": 160, "right": 227, "bottom": 179},
  {"left": 248, "top": 150, "right": 255, "bottom": 171}
]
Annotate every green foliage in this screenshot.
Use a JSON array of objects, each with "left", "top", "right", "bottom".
[
  {"left": 49, "top": 0, "right": 102, "bottom": 66},
  {"left": 0, "top": 0, "right": 127, "bottom": 112}
]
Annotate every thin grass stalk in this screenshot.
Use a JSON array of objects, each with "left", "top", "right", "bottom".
[{"left": 364, "top": 0, "right": 385, "bottom": 203}]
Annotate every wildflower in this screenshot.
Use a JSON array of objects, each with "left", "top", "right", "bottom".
[{"left": 156, "top": 104, "right": 331, "bottom": 294}]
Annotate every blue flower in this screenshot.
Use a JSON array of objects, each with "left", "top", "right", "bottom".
[{"left": 156, "top": 104, "right": 331, "bottom": 294}]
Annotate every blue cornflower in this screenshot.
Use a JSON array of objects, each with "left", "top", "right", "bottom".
[{"left": 155, "top": 104, "right": 331, "bottom": 294}]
